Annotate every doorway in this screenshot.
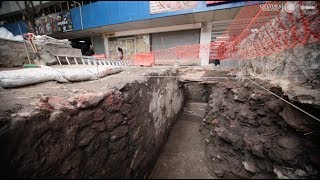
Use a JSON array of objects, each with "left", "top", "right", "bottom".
[{"left": 108, "top": 36, "right": 136, "bottom": 60}]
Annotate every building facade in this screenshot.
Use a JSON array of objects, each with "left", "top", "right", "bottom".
[{"left": 0, "top": 1, "right": 255, "bottom": 65}]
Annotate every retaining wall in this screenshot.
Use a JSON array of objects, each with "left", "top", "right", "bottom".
[{"left": 0, "top": 69, "right": 184, "bottom": 178}]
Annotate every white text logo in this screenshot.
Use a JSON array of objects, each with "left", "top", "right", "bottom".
[
  {"left": 284, "top": 2, "right": 295, "bottom": 13},
  {"left": 301, "top": 5, "right": 315, "bottom": 10}
]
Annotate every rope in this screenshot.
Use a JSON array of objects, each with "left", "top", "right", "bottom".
[
  {"left": 98, "top": 74, "right": 316, "bottom": 79},
  {"left": 103, "top": 75, "right": 235, "bottom": 79},
  {"left": 242, "top": 75, "right": 320, "bottom": 122}
]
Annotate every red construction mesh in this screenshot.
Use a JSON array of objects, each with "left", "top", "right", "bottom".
[
  {"left": 223, "top": 1, "right": 320, "bottom": 60},
  {"left": 124, "top": 1, "right": 320, "bottom": 65}
]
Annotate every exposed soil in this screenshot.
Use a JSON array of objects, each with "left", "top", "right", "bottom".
[
  {"left": 0, "top": 66, "right": 173, "bottom": 113},
  {"left": 1, "top": 65, "right": 319, "bottom": 179},
  {"left": 196, "top": 71, "right": 320, "bottom": 179},
  {"left": 0, "top": 66, "right": 185, "bottom": 178}
]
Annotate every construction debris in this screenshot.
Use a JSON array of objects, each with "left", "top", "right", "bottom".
[
  {"left": 0, "top": 34, "right": 82, "bottom": 67},
  {"left": 33, "top": 35, "right": 72, "bottom": 48},
  {"left": 39, "top": 51, "right": 58, "bottom": 65}
]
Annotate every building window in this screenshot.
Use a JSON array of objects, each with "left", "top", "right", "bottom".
[
  {"left": 53, "top": 3, "right": 57, "bottom": 13},
  {"left": 43, "top": 7, "right": 49, "bottom": 16},
  {"left": 49, "top": 5, "right": 55, "bottom": 14},
  {"left": 61, "top": 1, "right": 68, "bottom": 11},
  {"left": 54, "top": 3, "right": 62, "bottom": 13}
]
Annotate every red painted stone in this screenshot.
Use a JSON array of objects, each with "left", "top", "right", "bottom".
[
  {"left": 102, "top": 91, "right": 124, "bottom": 111},
  {"left": 212, "top": 119, "right": 219, "bottom": 125}
]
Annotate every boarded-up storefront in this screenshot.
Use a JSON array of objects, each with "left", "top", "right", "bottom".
[
  {"left": 151, "top": 29, "right": 200, "bottom": 65},
  {"left": 107, "top": 34, "right": 150, "bottom": 60}
]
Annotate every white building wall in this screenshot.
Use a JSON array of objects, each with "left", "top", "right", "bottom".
[
  {"left": 103, "top": 37, "right": 109, "bottom": 57},
  {"left": 199, "top": 22, "right": 212, "bottom": 66}
]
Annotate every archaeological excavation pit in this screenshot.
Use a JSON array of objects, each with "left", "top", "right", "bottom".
[
  {"left": 0, "top": 65, "right": 319, "bottom": 179},
  {"left": 0, "top": 1, "right": 319, "bottom": 177}
]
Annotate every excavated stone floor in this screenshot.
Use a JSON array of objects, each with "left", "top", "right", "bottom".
[{"left": 150, "top": 102, "right": 214, "bottom": 179}]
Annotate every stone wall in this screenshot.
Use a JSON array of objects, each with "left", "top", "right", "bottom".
[
  {"left": 199, "top": 78, "right": 320, "bottom": 179},
  {"left": 237, "top": 1, "right": 320, "bottom": 107},
  {"left": 0, "top": 70, "right": 184, "bottom": 178},
  {"left": 238, "top": 42, "right": 320, "bottom": 107}
]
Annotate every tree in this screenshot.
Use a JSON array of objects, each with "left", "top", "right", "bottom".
[{"left": 15, "top": 1, "right": 44, "bottom": 34}]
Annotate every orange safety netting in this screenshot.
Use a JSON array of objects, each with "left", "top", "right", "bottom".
[
  {"left": 134, "top": 53, "right": 154, "bottom": 66},
  {"left": 221, "top": 1, "right": 319, "bottom": 60},
  {"left": 124, "top": 1, "right": 319, "bottom": 66}
]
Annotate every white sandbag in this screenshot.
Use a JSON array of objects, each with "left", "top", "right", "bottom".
[
  {"left": 57, "top": 66, "right": 122, "bottom": 81},
  {"left": 87, "top": 66, "right": 123, "bottom": 79},
  {"left": 0, "top": 66, "right": 68, "bottom": 88},
  {"left": 0, "top": 65, "right": 122, "bottom": 88},
  {"left": 96, "top": 67, "right": 122, "bottom": 78},
  {"left": 40, "top": 66, "right": 70, "bottom": 83},
  {"left": 57, "top": 68, "right": 97, "bottom": 82}
]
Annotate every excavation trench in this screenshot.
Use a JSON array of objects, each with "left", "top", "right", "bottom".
[
  {"left": 0, "top": 67, "right": 319, "bottom": 179},
  {"left": 172, "top": 77, "right": 320, "bottom": 179}
]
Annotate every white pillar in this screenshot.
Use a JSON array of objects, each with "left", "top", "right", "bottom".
[
  {"left": 199, "top": 22, "right": 212, "bottom": 66},
  {"left": 103, "top": 37, "right": 109, "bottom": 58}
]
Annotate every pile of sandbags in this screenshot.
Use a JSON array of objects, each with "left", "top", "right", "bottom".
[{"left": 0, "top": 65, "right": 122, "bottom": 88}]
